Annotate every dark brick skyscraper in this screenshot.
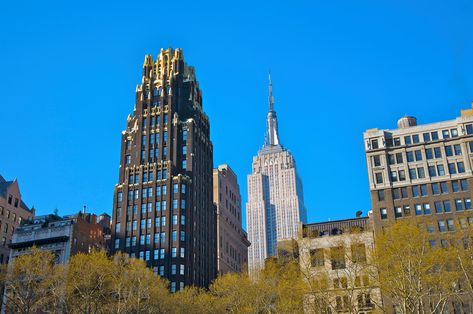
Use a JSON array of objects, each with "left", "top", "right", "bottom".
[{"left": 111, "top": 48, "right": 216, "bottom": 290}]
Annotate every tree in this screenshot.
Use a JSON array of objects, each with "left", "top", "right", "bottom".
[
  {"left": 373, "top": 221, "right": 461, "bottom": 314},
  {"left": 1, "top": 247, "right": 63, "bottom": 314}
]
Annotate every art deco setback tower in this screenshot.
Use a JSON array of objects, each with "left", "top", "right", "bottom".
[
  {"left": 246, "top": 76, "right": 307, "bottom": 277},
  {"left": 111, "top": 48, "right": 216, "bottom": 290}
]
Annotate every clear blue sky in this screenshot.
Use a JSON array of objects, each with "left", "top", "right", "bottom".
[{"left": 1, "top": 0, "right": 472, "bottom": 226}]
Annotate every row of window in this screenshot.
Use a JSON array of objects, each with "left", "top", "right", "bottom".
[
  {"left": 375, "top": 161, "right": 466, "bottom": 184},
  {"left": 121, "top": 246, "right": 185, "bottom": 260},
  {"left": 118, "top": 183, "right": 186, "bottom": 203},
  {"left": 116, "top": 214, "right": 186, "bottom": 233},
  {"left": 309, "top": 244, "right": 367, "bottom": 270},
  {"left": 369, "top": 126, "right": 470, "bottom": 150},
  {"left": 117, "top": 230, "right": 186, "bottom": 247},
  {"left": 380, "top": 198, "right": 472, "bottom": 219},
  {"left": 379, "top": 179, "right": 469, "bottom": 201}
]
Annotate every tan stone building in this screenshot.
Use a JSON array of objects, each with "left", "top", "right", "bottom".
[
  {"left": 363, "top": 104, "right": 473, "bottom": 239},
  {"left": 0, "top": 175, "right": 34, "bottom": 264},
  {"left": 297, "top": 216, "right": 383, "bottom": 313},
  {"left": 213, "top": 164, "right": 250, "bottom": 275}
]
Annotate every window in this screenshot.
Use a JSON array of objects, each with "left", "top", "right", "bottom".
[
  {"left": 466, "top": 124, "right": 473, "bottom": 134},
  {"left": 390, "top": 171, "right": 398, "bottom": 182},
  {"left": 161, "top": 217, "right": 166, "bottom": 226},
  {"left": 457, "top": 162, "right": 465, "bottom": 173},
  {"left": 117, "top": 192, "right": 123, "bottom": 202},
  {"left": 394, "top": 138, "right": 401, "bottom": 146},
  {"left": 172, "top": 231, "right": 177, "bottom": 242},
  {"left": 440, "top": 182, "right": 448, "bottom": 194},
  {"left": 181, "top": 215, "right": 186, "bottom": 225},
  {"left": 428, "top": 166, "right": 436, "bottom": 177},
  {"left": 147, "top": 218, "right": 151, "bottom": 228},
  {"left": 431, "top": 131, "right": 439, "bottom": 140},
  {"left": 146, "top": 234, "right": 151, "bottom": 244},
  {"left": 452, "top": 180, "right": 460, "bottom": 192},
  {"left": 434, "top": 201, "right": 442, "bottom": 213},
  {"left": 451, "top": 128, "right": 458, "bottom": 137},
  {"left": 425, "top": 148, "right": 433, "bottom": 160},
  {"left": 143, "top": 172, "right": 148, "bottom": 182},
  {"left": 171, "top": 247, "right": 177, "bottom": 258},
  {"left": 392, "top": 189, "right": 400, "bottom": 200},
  {"left": 404, "top": 136, "right": 412, "bottom": 145},
  {"left": 163, "top": 114, "right": 168, "bottom": 124},
  {"left": 417, "top": 167, "right": 425, "bottom": 178},
  {"left": 162, "top": 186, "right": 167, "bottom": 195},
  {"left": 147, "top": 202, "right": 152, "bottom": 212},
  {"left": 423, "top": 203, "right": 431, "bottom": 215},
  {"left": 375, "top": 173, "right": 383, "bottom": 184},
  {"left": 183, "top": 130, "right": 188, "bottom": 141},
  {"left": 465, "top": 198, "right": 472, "bottom": 209},
  {"left": 182, "top": 146, "right": 187, "bottom": 156},
  {"left": 415, "top": 204, "right": 422, "bottom": 215},
  {"left": 412, "top": 134, "right": 419, "bottom": 143},
  {"left": 415, "top": 150, "right": 422, "bottom": 161},
  {"left": 401, "top": 187, "right": 408, "bottom": 198},
  {"left": 125, "top": 155, "right": 131, "bottom": 164},
  {"left": 443, "top": 200, "right": 451, "bottom": 213},
  {"left": 181, "top": 184, "right": 186, "bottom": 194},
  {"left": 469, "top": 142, "right": 473, "bottom": 153},
  {"left": 399, "top": 170, "right": 406, "bottom": 181},
  {"left": 434, "top": 147, "right": 442, "bottom": 158},
  {"left": 437, "top": 164, "right": 445, "bottom": 176},
  {"left": 330, "top": 246, "right": 346, "bottom": 270},
  {"left": 406, "top": 151, "right": 414, "bottom": 162},
  {"left": 162, "top": 200, "right": 167, "bottom": 211},
  {"left": 395, "top": 153, "right": 403, "bottom": 163},
  {"left": 155, "top": 202, "right": 161, "bottom": 212},
  {"left": 154, "top": 233, "right": 159, "bottom": 243},
  {"left": 171, "top": 264, "right": 176, "bottom": 275},
  {"left": 160, "top": 249, "right": 165, "bottom": 259},
  {"left": 461, "top": 179, "right": 468, "bottom": 191},
  {"left": 115, "top": 223, "right": 121, "bottom": 233},
  {"left": 442, "top": 130, "right": 450, "bottom": 139},
  {"left": 180, "top": 247, "right": 185, "bottom": 258},
  {"left": 423, "top": 133, "right": 431, "bottom": 142},
  {"left": 438, "top": 220, "right": 446, "bottom": 232},
  {"left": 180, "top": 264, "right": 185, "bottom": 275},
  {"left": 351, "top": 244, "right": 367, "bottom": 263},
  {"left": 445, "top": 145, "right": 453, "bottom": 157},
  {"left": 132, "top": 220, "right": 137, "bottom": 231},
  {"left": 173, "top": 183, "right": 179, "bottom": 194},
  {"left": 163, "top": 147, "right": 167, "bottom": 158},
  {"left": 140, "top": 235, "right": 145, "bottom": 245},
  {"left": 181, "top": 200, "right": 186, "bottom": 209},
  {"left": 412, "top": 186, "right": 419, "bottom": 197},
  {"left": 310, "top": 249, "right": 325, "bottom": 267},
  {"left": 379, "top": 208, "right": 388, "bottom": 219},
  {"left": 126, "top": 237, "right": 131, "bottom": 247},
  {"left": 132, "top": 236, "right": 137, "bottom": 246},
  {"left": 180, "top": 231, "right": 185, "bottom": 241},
  {"left": 454, "top": 144, "right": 462, "bottom": 155},
  {"left": 171, "top": 282, "right": 176, "bottom": 292},
  {"left": 432, "top": 183, "right": 440, "bottom": 195},
  {"left": 409, "top": 168, "right": 417, "bottom": 180},
  {"left": 403, "top": 205, "right": 411, "bottom": 216},
  {"left": 173, "top": 200, "right": 178, "bottom": 209},
  {"left": 377, "top": 190, "right": 385, "bottom": 201},
  {"left": 447, "top": 219, "right": 455, "bottom": 231},
  {"left": 163, "top": 170, "right": 167, "bottom": 179},
  {"left": 160, "top": 232, "right": 165, "bottom": 243},
  {"left": 182, "top": 160, "right": 187, "bottom": 169},
  {"left": 172, "top": 215, "right": 178, "bottom": 225},
  {"left": 448, "top": 163, "right": 457, "bottom": 175},
  {"left": 394, "top": 207, "right": 402, "bottom": 218},
  {"left": 115, "top": 239, "right": 120, "bottom": 249}
]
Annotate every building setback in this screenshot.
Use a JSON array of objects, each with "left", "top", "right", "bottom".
[
  {"left": 246, "top": 76, "right": 307, "bottom": 277},
  {"left": 111, "top": 48, "right": 216, "bottom": 290},
  {"left": 363, "top": 105, "right": 473, "bottom": 237},
  {"left": 213, "top": 164, "right": 250, "bottom": 275},
  {"left": 9, "top": 212, "right": 106, "bottom": 264},
  {"left": 0, "top": 175, "right": 34, "bottom": 264}
]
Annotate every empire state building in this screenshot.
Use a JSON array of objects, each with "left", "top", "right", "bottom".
[{"left": 246, "top": 76, "right": 307, "bottom": 277}]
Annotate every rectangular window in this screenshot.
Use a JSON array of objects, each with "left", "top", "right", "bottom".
[
  {"left": 428, "top": 166, "right": 436, "bottom": 177},
  {"left": 162, "top": 200, "right": 167, "bottom": 211},
  {"left": 182, "top": 160, "right": 187, "bottom": 169},
  {"left": 409, "top": 168, "right": 417, "bottom": 180},
  {"left": 451, "top": 128, "right": 458, "bottom": 137},
  {"left": 181, "top": 184, "right": 186, "bottom": 194},
  {"left": 414, "top": 204, "right": 422, "bottom": 216},
  {"left": 161, "top": 216, "right": 166, "bottom": 226},
  {"left": 392, "top": 188, "right": 400, "bottom": 200},
  {"left": 443, "top": 200, "right": 451, "bottom": 213},
  {"left": 173, "top": 199, "right": 178, "bottom": 209},
  {"left": 423, "top": 133, "right": 431, "bottom": 142},
  {"left": 115, "top": 239, "right": 120, "bottom": 249},
  {"left": 146, "top": 234, "right": 151, "bottom": 244},
  {"left": 330, "top": 246, "right": 346, "bottom": 270},
  {"left": 390, "top": 171, "right": 398, "bottom": 182},
  {"left": 457, "top": 162, "right": 465, "bottom": 173},
  {"left": 420, "top": 184, "right": 428, "bottom": 196},
  {"left": 448, "top": 163, "right": 457, "bottom": 175},
  {"left": 117, "top": 192, "right": 123, "bottom": 202},
  {"left": 432, "top": 183, "right": 440, "bottom": 195},
  {"left": 433, "top": 147, "right": 442, "bottom": 158},
  {"left": 423, "top": 203, "right": 431, "bottom": 215},
  {"left": 440, "top": 182, "right": 448, "bottom": 194},
  {"left": 173, "top": 183, "right": 179, "bottom": 194},
  {"left": 466, "top": 124, "right": 473, "bottom": 134},
  {"left": 172, "top": 231, "right": 177, "bottom": 242},
  {"left": 403, "top": 205, "right": 411, "bottom": 216},
  {"left": 415, "top": 150, "right": 422, "bottom": 161},
  {"left": 469, "top": 142, "right": 473, "bottom": 153},
  {"left": 180, "top": 264, "right": 185, "bottom": 275},
  {"left": 399, "top": 170, "right": 406, "bottom": 181},
  {"left": 394, "top": 207, "right": 402, "bottom": 218},
  {"left": 155, "top": 217, "right": 160, "bottom": 228},
  {"left": 454, "top": 144, "right": 462, "bottom": 155},
  {"left": 181, "top": 215, "right": 186, "bottom": 225},
  {"left": 431, "top": 131, "right": 439, "bottom": 140},
  {"left": 461, "top": 179, "right": 468, "bottom": 191},
  {"left": 380, "top": 208, "right": 387, "bottom": 219},
  {"left": 180, "top": 231, "right": 185, "bottom": 241},
  {"left": 160, "top": 249, "right": 165, "bottom": 259},
  {"left": 465, "top": 198, "right": 472, "bottom": 210},
  {"left": 182, "top": 146, "right": 187, "bottom": 155},
  {"left": 375, "top": 173, "right": 383, "bottom": 184},
  {"left": 140, "top": 235, "right": 145, "bottom": 245},
  {"left": 162, "top": 186, "right": 167, "bottom": 195},
  {"left": 445, "top": 145, "right": 453, "bottom": 157},
  {"left": 394, "top": 138, "right": 401, "bottom": 146},
  {"left": 172, "top": 247, "right": 177, "bottom": 258},
  {"left": 404, "top": 135, "right": 412, "bottom": 145},
  {"left": 437, "top": 164, "right": 445, "bottom": 176},
  {"left": 351, "top": 244, "right": 367, "bottom": 263},
  {"left": 154, "top": 233, "right": 159, "bottom": 244},
  {"left": 412, "top": 185, "right": 419, "bottom": 197},
  {"left": 417, "top": 167, "right": 425, "bottom": 178},
  {"left": 395, "top": 153, "right": 403, "bottom": 164},
  {"left": 406, "top": 151, "right": 414, "bottom": 162},
  {"left": 426, "top": 148, "right": 433, "bottom": 160},
  {"left": 452, "top": 180, "right": 460, "bottom": 192},
  {"left": 442, "top": 130, "right": 450, "bottom": 139},
  {"left": 183, "top": 130, "right": 188, "bottom": 141},
  {"left": 172, "top": 215, "right": 178, "bottom": 225},
  {"left": 131, "top": 236, "right": 137, "bottom": 246},
  {"left": 412, "top": 134, "right": 420, "bottom": 143},
  {"left": 434, "top": 201, "right": 442, "bottom": 213},
  {"left": 181, "top": 199, "right": 186, "bottom": 209},
  {"left": 438, "top": 220, "right": 446, "bottom": 232},
  {"left": 447, "top": 219, "right": 455, "bottom": 231},
  {"left": 147, "top": 218, "right": 151, "bottom": 228}
]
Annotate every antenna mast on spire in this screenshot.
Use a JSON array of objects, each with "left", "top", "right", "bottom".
[{"left": 268, "top": 72, "right": 274, "bottom": 111}]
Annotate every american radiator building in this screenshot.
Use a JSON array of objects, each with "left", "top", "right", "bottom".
[
  {"left": 246, "top": 77, "right": 307, "bottom": 277},
  {"left": 111, "top": 48, "right": 216, "bottom": 290}
]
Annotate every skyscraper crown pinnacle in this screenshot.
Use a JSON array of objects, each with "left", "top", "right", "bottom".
[{"left": 264, "top": 73, "right": 280, "bottom": 147}]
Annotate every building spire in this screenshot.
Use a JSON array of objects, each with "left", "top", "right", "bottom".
[{"left": 264, "top": 73, "right": 280, "bottom": 147}]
